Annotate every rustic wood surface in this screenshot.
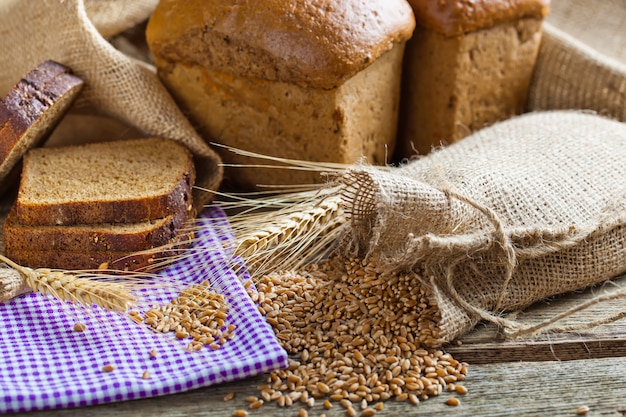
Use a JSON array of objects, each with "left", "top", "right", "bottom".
[{"left": 10, "top": 274, "right": 626, "bottom": 417}]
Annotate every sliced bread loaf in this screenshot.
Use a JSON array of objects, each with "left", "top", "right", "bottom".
[
  {"left": 4, "top": 204, "right": 191, "bottom": 253},
  {"left": 15, "top": 137, "right": 196, "bottom": 226},
  {"left": 5, "top": 224, "right": 195, "bottom": 271},
  {"left": 0, "top": 60, "right": 84, "bottom": 194}
]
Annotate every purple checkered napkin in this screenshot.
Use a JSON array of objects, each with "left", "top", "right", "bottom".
[{"left": 0, "top": 206, "right": 288, "bottom": 413}]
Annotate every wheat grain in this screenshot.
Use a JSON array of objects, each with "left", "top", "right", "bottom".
[
  {"left": 243, "top": 256, "right": 468, "bottom": 411},
  {"left": 141, "top": 280, "right": 234, "bottom": 349}
]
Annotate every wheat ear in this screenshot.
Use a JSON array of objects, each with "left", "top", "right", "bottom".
[
  {"left": 225, "top": 191, "right": 346, "bottom": 278},
  {"left": 0, "top": 254, "right": 137, "bottom": 312}
]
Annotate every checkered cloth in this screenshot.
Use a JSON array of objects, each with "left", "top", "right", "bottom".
[{"left": 0, "top": 206, "right": 288, "bottom": 413}]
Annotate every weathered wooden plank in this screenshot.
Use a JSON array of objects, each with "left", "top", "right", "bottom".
[
  {"left": 449, "top": 274, "right": 626, "bottom": 364},
  {"left": 9, "top": 356, "right": 626, "bottom": 417}
]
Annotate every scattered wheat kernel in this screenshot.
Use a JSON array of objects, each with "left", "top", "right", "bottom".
[
  {"left": 223, "top": 392, "right": 235, "bottom": 402},
  {"left": 233, "top": 410, "right": 248, "bottom": 417},
  {"left": 324, "top": 400, "right": 333, "bottom": 409},
  {"left": 142, "top": 370, "right": 150, "bottom": 379},
  {"left": 317, "top": 382, "right": 331, "bottom": 393},
  {"left": 346, "top": 406, "right": 357, "bottom": 417},
  {"left": 98, "top": 262, "right": 109, "bottom": 270},
  {"left": 149, "top": 349, "right": 158, "bottom": 358},
  {"left": 455, "top": 385, "right": 468, "bottom": 395},
  {"left": 445, "top": 397, "right": 460, "bottom": 406},
  {"left": 576, "top": 405, "right": 590, "bottom": 415},
  {"left": 245, "top": 396, "right": 258, "bottom": 403},
  {"left": 374, "top": 402, "right": 384, "bottom": 411},
  {"left": 396, "top": 393, "right": 408, "bottom": 402},
  {"left": 299, "top": 409, "right": 308, "bottom": 417},
  {"left": 340, "top": 399, "right": 352, "bottom": 409},
  {"left": 102, "top": 364, "right": 115, "bottom": 372},
  {"left": 250, "top": 399, "right": 264, "bottom": 409},
  {"left": 362, "top": 408, "right": 377, "bottom": 417},
  {"left": 175, "top": 330, "right": 188, "bottom": 339},
  {"left": 73, "top": 323, "right": 86, "bottom": 332}
]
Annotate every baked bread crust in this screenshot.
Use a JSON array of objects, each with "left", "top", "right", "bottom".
[
  {"left": 15, "top": 138, "right": 196, "bottom": 226},
  {"left": 146, "top": 0, "right": 416, "bottom": 89},
  {"left": 407, "top": 0, "right": 550, "bottom": 36},
  {"left": 0, "top": 60, "right": 84, "bottom": 194}
]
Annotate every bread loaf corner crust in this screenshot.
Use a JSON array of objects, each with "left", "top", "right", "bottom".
[
  {"left": 146, "top": 0, "right": 416, "bottom": 89},
  {"left": 407, "top": 0, "right": 550, "bottom": 36}
]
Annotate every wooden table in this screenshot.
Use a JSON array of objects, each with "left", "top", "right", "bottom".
[{"left": 11, "top": 275, "right": 626, "bottom": 417}]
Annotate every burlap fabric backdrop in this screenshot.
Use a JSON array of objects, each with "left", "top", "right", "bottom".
[
  {"left": 336, "top": 0, "right": 626, "bottom": 345},
  {"left": 0, "top": 0, "right": 222, "bottom": 209}
]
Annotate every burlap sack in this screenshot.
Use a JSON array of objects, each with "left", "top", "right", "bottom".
[
  {"left": 338, "top": 110, "right": 626, "bottom": 345},
  {"left": 84, "top": 0, "right": 158, "bottom": 39},
  {"left": 0, "top": 0, "right": 222, "bottom": 208},
  {"left": 528, "top": 1, "right": 626, "bottom": 122}
]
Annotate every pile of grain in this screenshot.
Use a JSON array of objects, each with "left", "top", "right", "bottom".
[
  {"left": 242, "top": 257, "right": 468, "bottom": 414},
  {"left": 131, "top": 280, "right": 236, "bottom": 352}
]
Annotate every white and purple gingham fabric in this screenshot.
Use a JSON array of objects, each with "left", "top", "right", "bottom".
[{"left": 0, "top": 206, "right": 288, "bottom": 413}]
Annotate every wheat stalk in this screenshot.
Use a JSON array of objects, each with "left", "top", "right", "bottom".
[
  {"left": 0, "top": 254, "right": 138, "bottom": 312},
  {"left": 223, "top": 189, "right": 347, "bottom": 279}
]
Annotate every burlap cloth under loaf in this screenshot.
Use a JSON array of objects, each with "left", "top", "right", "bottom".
[
  {"left": 529, "top": 0, "right": 626, "bottom": 121},
  {"left": 0, "top": 0, "right": 222, "bottom": 209}
]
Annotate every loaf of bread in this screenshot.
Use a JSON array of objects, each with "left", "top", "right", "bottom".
[
  {"left": 396, "top": 0, "right": 550, "bottom": 157},
  {"left": 5, "top": 225, "right": 195, "bottom": 271},
  {"left": 146, "top": 0, "right": 415, "bottom": 188},
  {"left": 4, "top": 138, "right": 196, "bottom": 272},
  {"left": 4, "top": 206, "right": 189, "bottom": 253},
  {"left": 15, "top": 137, "right": 195, "bottom": 226},
  {"left": 0, "top": 60, "right": 83, "bottom": 195}
]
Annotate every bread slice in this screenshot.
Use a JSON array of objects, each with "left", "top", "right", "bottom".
[
  {"left": 4, "top": 204, "right": 191, "bottom": 253},
  {"left": 0, "top": 60, "right": 84, "bottom": 194},
  {"left": 5, "top": 224, "right": 195, "bottom": 272},
  {"left": 15, "top": 138, "right": 196, "bottom": 226}
]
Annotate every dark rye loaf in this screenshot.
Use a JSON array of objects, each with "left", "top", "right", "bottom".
[
  {"left": 0, "top": 60, "right": 84, "bottom": 194},
  {"left": 15, "top": 138, "right": 195, "bottom": 226}
]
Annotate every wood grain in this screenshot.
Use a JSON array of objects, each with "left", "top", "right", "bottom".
[
  {"left": 8, "top": 356, "right": 626, "bottom": 417},
  {"left": 448, "top": 274, "right": 626, "bottom": 364}
]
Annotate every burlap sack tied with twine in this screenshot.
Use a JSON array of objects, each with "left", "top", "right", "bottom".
[
  {"left": 0, "top": 0, "right": 222, "bottom": 208},
  {"left": 336, "top": 110, "right": 626, "bottom": 346}
]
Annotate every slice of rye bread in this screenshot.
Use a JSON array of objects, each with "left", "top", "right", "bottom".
[
  {"left": 3, "top": 203, "right": 193, "bottom": 253},
  {"left": 15, "top": 137, "right": 196, "bottom": 226},
  {"left": 0, "top": 61, "right": 84, "bottom": 194},
  {"left": 6, "top": 224, "right": 196, "bottom": 272}
]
